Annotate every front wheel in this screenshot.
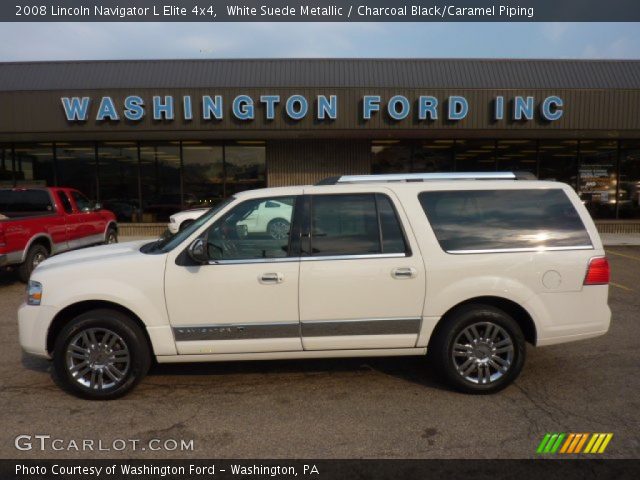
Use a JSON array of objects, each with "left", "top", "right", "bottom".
[
  {"left": 105, "top": 227, "right": 118, "bottom": 245},
  {"left": 52, "top": 309, "right": 151, "bottom": 400},
  {"left": 428, "top": 304, "right": 526, "bottom": 394}
]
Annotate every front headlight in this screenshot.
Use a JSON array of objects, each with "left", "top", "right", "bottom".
[{"left": 26, "top": 280, "right": 43, "bottom": 306}]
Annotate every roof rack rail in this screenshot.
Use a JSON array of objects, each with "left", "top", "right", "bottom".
[{"left": 315, "top": 171, "right": 537, "bottom": 185}]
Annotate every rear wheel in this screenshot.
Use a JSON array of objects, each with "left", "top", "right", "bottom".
[
  {"left": 18, "top": 244, "right": 49, "bottom": 283},
  {"left": 52, "top": 309, "right": 151, "bottom": 400},
  {"left": 429, "top": 304, "right": 526, "bottom": 394}
]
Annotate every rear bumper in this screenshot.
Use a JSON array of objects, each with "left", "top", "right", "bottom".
[
  {"left": 18, "top": 303, "right": 56, "bottom": 358},
  {"left": 529, "top": 286, "right": 612, "bottom": 346}
]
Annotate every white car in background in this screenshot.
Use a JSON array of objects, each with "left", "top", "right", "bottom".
[
  {"left": 169, "top": 200, "right": 293, "bottom": 239},
  {"left": 168, "top": 208, "right": 209, "bottom": 234}
]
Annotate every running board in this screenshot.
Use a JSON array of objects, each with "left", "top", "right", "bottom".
[{"left": 155, "top": 347, "right": 427, "bottom": 363}]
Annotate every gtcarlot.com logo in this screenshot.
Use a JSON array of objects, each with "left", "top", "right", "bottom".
[{"left": 536, "top": 433, "right": 613, "bottom": 454}]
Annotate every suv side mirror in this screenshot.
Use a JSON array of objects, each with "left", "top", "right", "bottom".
[{"left": 187, "top": 238, "right": 209, "bottom": 264}]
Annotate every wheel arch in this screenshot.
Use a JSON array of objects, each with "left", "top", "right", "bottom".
[
  {"left": 46, "top": 300, "right": 153, "bottom": 356},
  {"left": 22, "top": 234, "right": 53, "bottom": 261},
  {"left": 429, "top": 296, "right": 537, "bottom": 347}
]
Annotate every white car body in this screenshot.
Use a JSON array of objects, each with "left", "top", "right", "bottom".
[
  {"left": 168, "top": 208, "right": 209, "bottom": 234},
  {"left": 18, "top": 173, "right": 611, "bottom": 397}
]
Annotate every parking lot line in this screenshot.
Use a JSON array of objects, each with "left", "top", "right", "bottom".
[
  {"left": 606, "top": 249, "right": 640, "bottom": 262},
  {"left": 610, "top": 281, "right": 632, "bottom": 292}
]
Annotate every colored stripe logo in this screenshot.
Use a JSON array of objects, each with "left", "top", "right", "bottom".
[{"left": 537, "top": 433, "right": 613, "bottom": 454}]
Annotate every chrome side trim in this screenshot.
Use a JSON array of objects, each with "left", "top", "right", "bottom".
[
  {"left": 301, "top": 317, "right": 421, "bottom": 337},
  {"left": 208, "top": 257, "right": 299, "bottom": 265},
  {"left": 301, "top": 253, "right": 406, "bottom": 262},
  {"left": 173, "top": 322, "right": 300, "bottom": 341},
  {"left": 446, "top": 245, "right": 594, "bottom": 255},
  {"left": 206, "top": 253, "right": 406, "bottom": 265}
]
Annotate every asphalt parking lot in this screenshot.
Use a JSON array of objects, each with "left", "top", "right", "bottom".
[{"left": 1, "top": 247, "right": 639, "bottom": 459}]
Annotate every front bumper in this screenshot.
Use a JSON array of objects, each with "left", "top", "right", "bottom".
[{"left": 18, "top": 303, "right": 57, "bottom": 358}]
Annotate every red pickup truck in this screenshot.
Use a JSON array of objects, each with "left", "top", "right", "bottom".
[{"left": 0, "top": 187, "right": 117, "bottom": 281}]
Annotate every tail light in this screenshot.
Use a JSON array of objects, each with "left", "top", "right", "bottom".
[{"left": 584, "top": 257, "right": 610, "bottom": 285}]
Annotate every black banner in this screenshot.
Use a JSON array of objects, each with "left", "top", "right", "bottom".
[
  {"left": 4, "top": 0, "right": 640, "bottom": 22},
  {"left": 3, "top": 459, "right": 640, "bottom": 480}
]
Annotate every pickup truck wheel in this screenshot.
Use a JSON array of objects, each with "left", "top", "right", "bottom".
[
  {"left": 52, "top": 309, "right": 151, "bottom": 400},
  {"left": 429, "top": 304, "right": 525, "bottom": 394},
  {"left": 267, "top": 218, "right": 290, "bottom": 240},
  {"left": 105, "top": 227, "right": 118, "bottom": 244},
  {"left": 18, "top": 244, "right": 49, "bottom": 283}
]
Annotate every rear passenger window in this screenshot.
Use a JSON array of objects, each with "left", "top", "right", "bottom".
[
  {"left": 309, "top": 194, "right": 407, "bottom": 256},
  {"left": 418, "top": 189, "right": 592, "bottom": 253}
]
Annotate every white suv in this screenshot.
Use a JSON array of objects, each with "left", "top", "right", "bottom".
[{"left": 18, "top": 172, "right": 611, "bottom": 399}]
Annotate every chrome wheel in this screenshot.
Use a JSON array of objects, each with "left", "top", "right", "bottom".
[
  {"left": 65, "top": 328, "right": 130, "bottom": 390},
  {"left": 268, "top": 220, "right": 290, "bottom": 240},
  {"left": 451, "top": 322, "right": 514, "bottom": 385}
]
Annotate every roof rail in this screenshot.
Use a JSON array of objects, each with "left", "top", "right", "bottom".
[{"left": 315, "top": 171, "right": 537, "bottom": 185}]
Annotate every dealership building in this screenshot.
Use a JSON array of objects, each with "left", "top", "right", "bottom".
[{"left": 0, "top": 58, "right": 639, "bottom": 230}]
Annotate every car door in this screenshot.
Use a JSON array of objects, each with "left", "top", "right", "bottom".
[
  {"left": 299, "top": 187, "right": 426, "bottom": 350},
  {"left": 164, "top": 193, "right": 303, "bottom": 355},
  {"left": 69, "top": 190, "right": 105, "bottom": 246}
]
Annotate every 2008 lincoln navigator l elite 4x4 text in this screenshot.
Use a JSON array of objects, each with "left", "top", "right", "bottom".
[{"left": 18, "top": 172, "right": 611, "bottom": 399}]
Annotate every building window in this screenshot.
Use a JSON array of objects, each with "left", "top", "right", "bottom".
[
  {"left": 619, "top": 141, "right": 640, "bottom": 219},
  {"left": 182, "top": 142, "right": 224, "bottom": 207},
  {"left": 455, "top": 140, "right": 496, "bottom": 171},
  {"left": 98, "top": 142, "right": 140, "bottom": 222},
  {"left": 224, "top": 145, "right": 266, "bottom": 196},
  {"left": 139, "top": 143, "right": 181, "bottom": 222},
  {"left": 0, "top": 144, "right": 13, "bottom": 186},
  {"left": 578, "top": 140, "right": 618, "bottom": 219},
  {"left": 496, "top": 140, "right": 538, "bottom": 174},
  {"left": 55, "top": 143, "right": 97, "bottom": 199},
  {"left": 372, "top": 140, "right": 454, "bottom": 174},
  {"left": 538, "top": 140, "right": 579, "bottom": 189}
]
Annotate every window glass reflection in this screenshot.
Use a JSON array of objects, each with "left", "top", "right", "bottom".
[
  {"left": 182, "top": 142, "right": 224, "bottom": 208},
  {"left": 98, "top": 142, "right": 140, "bottom": 222},
  {"left": 539, "top": 140, "right": 578, "bottom": 188},
  {"left": 225, "top": 145, "right": 266, "bottom": 196},
  {"left": 578, "top": 140, "right": 617, "bottom": 219},
  {"left": 56, "top": 143, "right": 97, "bottom": 199},
  {"left": 140, "top": 143, "right": 181, "bottom": 222},
  {"left": 455, "top": 140, "right": 496, "bottom": 171},
  {"left": 619, "top": 141, "right": 640, "bottom": 219},
  {"left": 496, "top": 140, "right": 538, "bottom": 174}
]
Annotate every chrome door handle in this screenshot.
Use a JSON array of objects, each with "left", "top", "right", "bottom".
[
  {"left": 259, "top": 272, "right": 284, "bottom": 284},
  {"left": 392, "top": 267, "right": 417, "bottom": 279}
]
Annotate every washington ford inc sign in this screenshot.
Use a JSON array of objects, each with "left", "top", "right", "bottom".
[{"left": 60, "top": 94, "right": 565, "bottom": 123}]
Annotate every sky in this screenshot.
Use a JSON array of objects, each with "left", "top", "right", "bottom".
[{"left": 0, "top": 22, "right": 638, "bottom": 60}]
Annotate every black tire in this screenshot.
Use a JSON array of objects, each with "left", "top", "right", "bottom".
[
  {"left": 179, "top": 219, "right": 194, "bottom": 231},
  {"left": 104, "top": 226, "right": 118, "bottom": 245},
  {"left": 267, "top": 218, "right": 290, "bottom": 240},
  {"left": 52, "top": 309, "right": 151, "bottom": 400},
  {"left": 18, "top": 243, "right": 49, "bottom": 283},
  {"left": 428, "top": 304, "right": 526, "bottom": 394}
]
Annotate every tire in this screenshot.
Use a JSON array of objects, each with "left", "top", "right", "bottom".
[
  {"left": 104, "top": 227, "right": 118, "bottom": 245},
  {"left": 18, "top": 244, "right": 49, "bottom": 283},
  {"left": 428, "top": 304, "right": 526, "bottom": 394},
  {"left": 179, "top": 219, "right": 194, "bottom": 232},
  {"left": 52, "top": 309, "right": 151, "bottom": 400},
  {"left": 267, "top": 218, "right": 290, "bottom": 240}
]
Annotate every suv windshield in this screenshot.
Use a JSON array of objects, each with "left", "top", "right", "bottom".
[{"left": 142, "top": 197, "right": 234, "bottom": 254}]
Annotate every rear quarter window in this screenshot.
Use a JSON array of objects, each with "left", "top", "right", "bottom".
[
  {"left": 0, "top": 189, "right": 53, "bottom": 216},
  {"left": 418, "top": 189, "right": 592, "bottom": 253}
]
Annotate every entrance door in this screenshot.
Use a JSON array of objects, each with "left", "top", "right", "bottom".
[
  {"left": 164, "top": 194, "right": 302, "bottom": 355},
  {"left": 299, "top": 189, "right": 426, "bottom": 350}
]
